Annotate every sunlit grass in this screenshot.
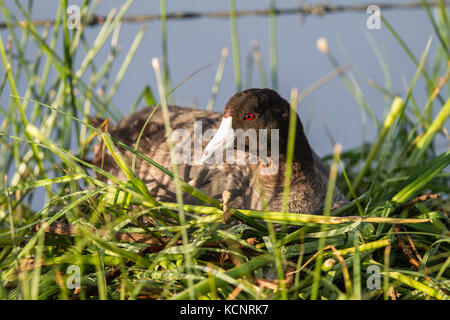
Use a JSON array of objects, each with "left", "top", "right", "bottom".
[{"left": 0, "top": 1, "right": 448, "bottom": 300}]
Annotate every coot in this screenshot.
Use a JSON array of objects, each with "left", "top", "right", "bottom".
[{"left": 92, "top": 88, "right": 347, "bottom": 214}]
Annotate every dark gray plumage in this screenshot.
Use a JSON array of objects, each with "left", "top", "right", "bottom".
[{"left": 92, "top": 88, "right": 347, "bottom": 214}]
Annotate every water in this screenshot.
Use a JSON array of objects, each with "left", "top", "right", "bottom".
[{"left": 1, "top": 0, "right": 446, "bottom": 156}]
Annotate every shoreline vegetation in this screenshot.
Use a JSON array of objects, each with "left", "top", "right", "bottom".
[{"left": 0, "top": 1, "right": 449, "bottom": 300}]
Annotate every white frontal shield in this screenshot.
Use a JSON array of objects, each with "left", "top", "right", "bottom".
[{"left": 201, "top": 117, "right": 235, "bottom": 164}]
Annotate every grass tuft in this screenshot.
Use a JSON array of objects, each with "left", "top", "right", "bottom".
[{"left": 0, "top": 2, "right": 448, "bottom": 300}]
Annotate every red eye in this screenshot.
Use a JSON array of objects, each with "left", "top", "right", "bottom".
[{"left": 244, "top": 113, "right": 254, "bottom": 121}]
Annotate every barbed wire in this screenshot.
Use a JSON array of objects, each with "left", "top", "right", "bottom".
[{"left": 0, "top": 1, "right": 448, "bottom": 29}]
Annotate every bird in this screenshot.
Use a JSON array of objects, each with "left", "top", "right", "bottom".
[{"left": 92, "top": 88, "right": 347, "bottom": 215}]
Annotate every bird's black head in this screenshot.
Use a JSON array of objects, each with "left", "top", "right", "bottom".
[
  {"left": 203, "top": 88, "right": 313, "bottom": 167},
  {"left": 225, "top": 88, "right": 290, "bottom": 133}
]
